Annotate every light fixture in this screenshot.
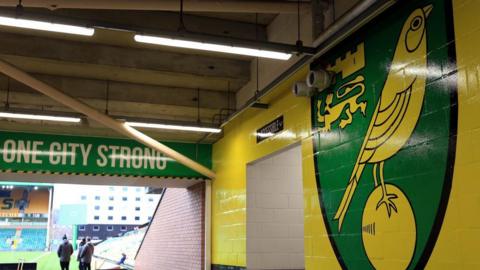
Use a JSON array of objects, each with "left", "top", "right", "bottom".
[
  {"left": 0, "top": 112, "right": 81, "bottom": 123},
  {"left": 0, "top": 15, "right": 95, "bottom": 36},
  {"left": 126, "top": 121, "right": 221, "bottom": 133},
  {"left": 134, "top": 34, "right": 292, "bottom": 60}
]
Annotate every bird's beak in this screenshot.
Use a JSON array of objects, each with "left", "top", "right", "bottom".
[{"left": 423, "top": 4, "right": 433, "bottom": 17}]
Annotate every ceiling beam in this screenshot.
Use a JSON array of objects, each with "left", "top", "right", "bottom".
[
  {"left": 0, "top": 89, "right": 222, "bottom": 121},
  {"left": 45, "top": 9, "right": 269, "bottom": 41},
  {"left": 0, "top": 7, "right": 269, "bottom": 41},
  {"left": 311, "top": 0, "right": 331, "bottom": 39},
  {"left": 0, "top": 74, "right": 235, "bottom": 110},
  {"left": 0, "top": 32, "right": 249, "bottom": 91},
  {"left": 0, "top": 54, "right": 247, "bottom": 91},
  {"left": 0, "top": 172, "right": 204, "bottom": 188},
  {"left": 0, "top": 59, "right": 217, "bottom": 178},
  {"left": 0, "top": 9, "right": 313, "bottom": 56},
  {"left": 0, "top": 121, "right": 222, "bottom": 144},
  {"left": 0, "top": 0, "right": 308, "bottom": 14}
]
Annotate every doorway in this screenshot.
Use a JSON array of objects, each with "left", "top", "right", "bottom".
[{"left": 247, "top": 144, "right": 304, "bottom": 270}]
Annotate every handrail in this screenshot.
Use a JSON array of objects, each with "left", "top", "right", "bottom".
[{"left": 93, "top": 255, "right": 134, "bottom": 270}]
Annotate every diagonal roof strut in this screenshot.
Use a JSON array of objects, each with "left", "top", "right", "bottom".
[{"left": 0, "top": 59, "right": 216, "bottom": 179}]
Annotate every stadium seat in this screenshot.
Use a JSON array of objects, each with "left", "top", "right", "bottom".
[
  {"left": 16, "top": 229, "right": 47, "bottom": 251},
  {"left": 0, "top": 229, "right": 16, "bottom": 251}
]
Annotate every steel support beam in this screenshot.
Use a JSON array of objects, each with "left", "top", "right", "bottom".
[
  {"left": 0, "top": 59, "right": 216, "bottom": 179},
  {"left": 0, "top": 32, "right": 249, "bottom": 91},
  {"left": 1, "top": 74, "right": 234, "bottom": 110},
  {"left": 0, "top": 0, "right": 309, "bottom": 14}
]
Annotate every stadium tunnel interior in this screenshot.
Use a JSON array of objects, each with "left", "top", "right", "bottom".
[
  {"left": 0, "top": 0, "right": 480, "bottom": 270},
  {"left": 0, "top": 178, "right": 207, "bottom": 270}
]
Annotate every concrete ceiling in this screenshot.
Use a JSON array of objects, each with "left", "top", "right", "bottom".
[
  {"left": 0, "top": 0, "right": 316, "bottom": 143},
  {"left": 0, "top": 2, "right": 308, "bottom": 143}
]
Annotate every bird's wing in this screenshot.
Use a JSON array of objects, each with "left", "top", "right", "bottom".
[{"left": 359, "top": 81, "right": 413, "bottom": 163}]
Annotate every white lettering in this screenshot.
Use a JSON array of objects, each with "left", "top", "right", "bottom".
[
  {"left": 67, "top": 143, "right": 80, "bottom": 165},
  {"left": 61, "top": 143, "right": 68, "bottom": 165},
  {"left": 156, "top": 152, "right": 167, "bottom": 170},
  {"left": 119, "top": 146, "right": 131, "bottom": 168},
  {"left": 3, "top": 140, "right": 15, "bottom": 163},
  {"left": 143, "top": 148, "right": 156, "bottom": 169},
  {"left": 17, "top": 140, "right": 31, "bottom": 163},
  {"left": 49, "top": 142, "right": 61, "bottom": 165},
  {"left": 96, "top": 145, "right": 108, "bottom": 167},
  {"left": 31, "top": 141, "right": 43, "bottom": 164},
  {"left": 79, "top": 144, "right": 92, "bottom": 166},
  {"left": 108, "top": 145, "right": 120, "bottom": 168},
  {"left": 132, "top": 147, "right": 142, "bottom": 169}
]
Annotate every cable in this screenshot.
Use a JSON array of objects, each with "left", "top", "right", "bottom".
[
  {"left": 197, "top": 88, "right": 200, "bottom": 123},
  {"left": 5, "top": 77, "right": 10, "bottom": 110},
  {"left": 105, "top": 81, "right": 110, "bottom": 115},
  {"left": 178, "top": 0, "right": 186, "bottom": 32},
  {"left": 227, "top": 81, "right": 231, "bottom": 111},
  {"left": 298, "top": 0, "right": 301, "bottom": 42},
  {"left": 296, "top": 0, "right": 303, "bottom": 48},
  {"left": 332, "top": 0, "right": 336, "bottom": 22},
  {"left": 255, "top": 13, "right": 260, "bottom": 95},
  {"left": 197, "top": 89, "right": 200, "bottom": 123},
  {"left": 16, "top": 0, "right": 23, "bottom": 18}
]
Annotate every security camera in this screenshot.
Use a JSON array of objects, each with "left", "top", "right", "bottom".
[
  {"left": 292, "top": 81, "right": 315, "bottom": 97},
  {"left": 306, "top": 69, "right": 333, "bottom": 92}
]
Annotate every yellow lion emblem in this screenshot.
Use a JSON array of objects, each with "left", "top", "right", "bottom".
[{"left": 317, "top": 75, "right": 367, "bottom": 131}]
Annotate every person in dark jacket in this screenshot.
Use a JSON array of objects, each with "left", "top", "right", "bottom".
[
  {"left": 57, "top": 235, "right": 73, "bottom": 270},
  {"left": 77, "top": 238, "right": 86, "bottom": 270},
  {"left": 79, "top": 237, "right": 94, "bottom": 270},
  {"left": 117, "top": 253, "right": 126, "bottom": 265}
]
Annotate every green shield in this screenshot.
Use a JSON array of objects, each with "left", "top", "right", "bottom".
[{"left": 311, "top": 0, "right": 457, "bottom": 269}]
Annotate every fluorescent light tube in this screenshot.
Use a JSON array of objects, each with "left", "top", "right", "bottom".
[
  {"left": 134, "top": 34, "right": 292, "bottom": 60},
  {"left": 126, "top": 121, "right": 221, "bottom": 133},
  {"left": 0, "top": 112, "right": 81, "bottom": 123},
  {"left": 0, "top": 16, "right": 94, "bottom": 36}
]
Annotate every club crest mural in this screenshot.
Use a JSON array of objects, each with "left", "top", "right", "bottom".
[{"left": 311, "top": 0, "right": 456, "bottom": 269}]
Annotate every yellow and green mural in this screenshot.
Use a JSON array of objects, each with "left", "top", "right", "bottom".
[
  {"left": 212, "top": 0, "right": 480, "bottom": 269},
  {"left": 312, "top": 1, "right": 455, "bottom": 269}
]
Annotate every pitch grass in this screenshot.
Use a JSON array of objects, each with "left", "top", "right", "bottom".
[{"left": 0, "top": 251, "right": 80, "bottom": 270}]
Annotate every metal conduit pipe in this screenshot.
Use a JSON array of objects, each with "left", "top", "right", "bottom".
[
  {"left": 221, "top": 0, "right": 397, "bottom": 127},
  {"left": 0, "top": 59, "right": 216, "bottom": 179},
  {"left": 312, "top": 0, "right": 396, "bottom": 47},
  {"left": 0, "top": 0, "right": 308, "bottom": 14}
]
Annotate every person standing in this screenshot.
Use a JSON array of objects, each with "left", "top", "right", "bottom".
[
  {"left": 77, "top": 238, "right": 86, "bottom": 270},
  {"left": 79, "top": 237, "right": 94, "bottom": 270},
  {"left": 57, "top": 235, "right": 73, "bottom": 270}
]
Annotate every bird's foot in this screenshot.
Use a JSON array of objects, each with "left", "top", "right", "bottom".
[{"left": 376, "top": 193, "right": 398, "bottom": 218}]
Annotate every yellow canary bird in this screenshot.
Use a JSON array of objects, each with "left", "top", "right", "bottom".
[{"left": 334, "top": 5, "right": 433, "bottom": 230}]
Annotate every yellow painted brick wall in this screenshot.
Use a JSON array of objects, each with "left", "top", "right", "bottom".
[
  {"left": 426, "top": 0, "right": 480, "bottom": 268},
  {"left": 212, "top": 65, "right": 314, "bottom": 267},
  {"left": 211, "top": 0, "right": 480, "bottom": 269}
]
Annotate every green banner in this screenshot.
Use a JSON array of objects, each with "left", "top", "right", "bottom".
[{"left": 0, "top": 131, "right": 211, "bottom": 178}]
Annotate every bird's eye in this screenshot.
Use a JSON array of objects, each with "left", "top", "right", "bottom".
[{"left": 411, "top": 16, "right": 422, "bottom": 30}]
